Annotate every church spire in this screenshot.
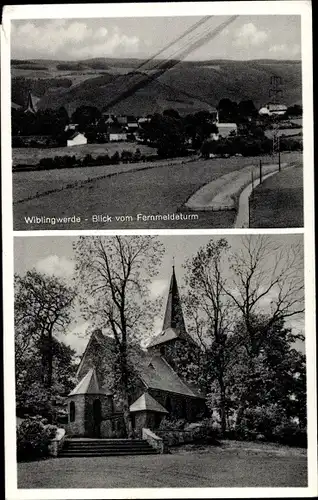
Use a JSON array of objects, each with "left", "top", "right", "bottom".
[
  {"left": 25, "top": 91, "right": 36, "bottom": 114},
  {"left": 162, "top": 266, "right": 186, "bottom": 335}
]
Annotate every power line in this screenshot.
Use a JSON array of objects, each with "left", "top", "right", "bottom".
[
  {"left": 106, "top": 16, "right": 214, "bottom": 105},
  {"left": 103, "top": 16, "right": 238, "bottom": 112}
]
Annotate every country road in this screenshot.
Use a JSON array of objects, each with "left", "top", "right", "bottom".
[{"left": 13, "top": 152, "right": 302, "bottom": 230}]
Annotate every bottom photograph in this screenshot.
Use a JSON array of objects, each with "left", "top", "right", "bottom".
[{"left": 13, "top": 234, "right": 306, "bottom": 489}]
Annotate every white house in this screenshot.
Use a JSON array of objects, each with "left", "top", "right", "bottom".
[
  {"left": 259, "top": 103, "right": 287, "bottom": 116},
  {"left": 216, "top": 123, "right": 238, "bottom": 139},
  {"left": 67, "top": 132, "right": 87, "bottom": 147},
  {"left": 108, "top": 125, "right": 127, "bottom": 142}
]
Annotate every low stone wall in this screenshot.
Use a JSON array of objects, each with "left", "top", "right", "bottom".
[
  {"left": 156, "top": 425, "right": 214, "bottom": 447},
  {"left": 142, "top": 428, "right": 166, "bottom": 453},
  {"left": 48, "top": 428, "right": 66, "bottom": 457}
]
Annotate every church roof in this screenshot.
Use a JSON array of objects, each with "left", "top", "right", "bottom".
[
  {"left": 139, "top": 353, "right": 205, "bottom": 399},
  {"left": 69, "top": 367, "right": 112, "bottom": 396},
  {"left": 129, "top": 392, "right": 168, "bottom": 413}
]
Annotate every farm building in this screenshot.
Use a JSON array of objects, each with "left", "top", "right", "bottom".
[
  {"left": 216, "top": 123, "right": 238, "bottom": 139},
  {"left": 67, "top": 132, "right": 87, "bottom": 147},
  {"left": 117, "top": 115, "right": 128, "bottom": 125},
  {"left": 66, "top": 267, "right": 206, "bottom": 438},
  {"left": 108, "top": 125, "right": 127, "bottom": 142},
  {"left": 259, "top": 103, "right": 288, "bottom": 116}
]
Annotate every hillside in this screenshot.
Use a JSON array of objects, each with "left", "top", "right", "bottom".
[{"left": 12, "top": 58, "right": 302, "bottom": 116}]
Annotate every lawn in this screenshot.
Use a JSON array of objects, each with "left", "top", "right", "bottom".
[
  {"left": 249, "top": 164, "right": 303, "bottom": 228},
  {"left": 17, "top": 441, "right": 307, "bottom": 489},
  {"left": 13, "top": 151, "right": 302, "bottom": 231}
]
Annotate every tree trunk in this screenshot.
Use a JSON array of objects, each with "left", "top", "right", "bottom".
[
  {"left": 219, "top": 378, "right": 227, "bottom": 435},
  {"left": 47, "top": 324, "right": 53, "bottom": 388},
  {"left": 122, "top": 389, "right": 133, "bottom": 438}
]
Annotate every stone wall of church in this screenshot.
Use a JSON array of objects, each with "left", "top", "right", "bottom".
[
  {"left": 67, "top": 393, "right": 115, "bottom": 437},
  {"left": 66, "top": 394, "right": 86, "bottom": 436}
]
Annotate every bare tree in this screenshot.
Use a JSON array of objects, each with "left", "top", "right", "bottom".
[
  {"left": 223, "top": 235, "right": 304, "bottom": 426},
  {"left": 184, "top": 238, "right": 235, "bottom": 433},
  {"left": 73, "top": 235, "right": 165, "bottom": 436}
]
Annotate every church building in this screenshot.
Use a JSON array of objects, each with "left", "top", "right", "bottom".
[{"left": 66, "top": 267, "right": 206, "bottom": 438}]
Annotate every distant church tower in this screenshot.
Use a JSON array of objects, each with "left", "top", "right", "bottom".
[{"left": 24, "top": 91, "right": 36, "bottom": 114}]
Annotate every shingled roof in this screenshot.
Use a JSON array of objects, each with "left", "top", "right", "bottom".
[
  {"left": 130, "top": 392, "right": 168, "bottom": 413},
  {"left": 69, "top": 367, "right": 112, "bottom": 396},
  {"left": 138, "top": 353, "right": 204, "bottom": 399}
]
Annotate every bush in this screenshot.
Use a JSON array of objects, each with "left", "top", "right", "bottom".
[
  {"left": 234, "top": 406, "right": 307, "bottom": 447},
  {"left": 17, "top": 416, "right": 57, "bottom": 461},
  {"left": 159, "top": 417, "right": 187, "bottom": 431},
  {"left": 273, "top": 421, "right": 307, "bottom": 448}
]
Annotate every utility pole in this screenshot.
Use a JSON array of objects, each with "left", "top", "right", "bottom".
[
  {"left": 278, "top": 136, "right": 281, "bottom": 172},
  {"left": 259, "top": 159, "right": 262, "bottom": 184}
]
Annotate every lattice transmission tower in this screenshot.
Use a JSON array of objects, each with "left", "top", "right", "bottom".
[{"left": 269, "top": 75, "right": 283, "bottom": 155}]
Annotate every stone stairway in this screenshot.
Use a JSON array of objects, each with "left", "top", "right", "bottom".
[{"left": 59, "top": 438, "right": 158, "bottom": 457}]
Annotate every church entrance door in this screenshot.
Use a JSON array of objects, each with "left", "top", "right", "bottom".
[{"left": 93, "top": 399, "right": 102, "bottom": 437}]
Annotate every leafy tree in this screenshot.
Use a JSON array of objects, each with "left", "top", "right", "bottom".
[
  {"left": 163, "top": 108, "right": 181, "bottom": 119},
  {"left": 237, "top": 100, "right": 257, "bottom": 122},
  {"left": 71, "top": 106, "right": 102, "bottom": 130},
  {"left": 15, "top": 270, "right": 76, "bottom": 390},
  {"left": 217, "top": 98, "right": 238, "bottom": 123},
  {"left": 72, "top": 236, "right": 165, "bottom": 436},
  {"left": 184, "top": 112, "right": 218, "bottom": 150},
  {"left": 141, "top": 113, "right": 186, "bottom": 158},
  {"left": 286, "top": 104, "right": 302, "bottom": 117}
]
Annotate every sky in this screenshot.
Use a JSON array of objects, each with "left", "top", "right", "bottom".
[
  {"left": 11, "top": 15, "right": 301, "bottom": 61},
  {"left": 14, "top": 234, "right": 305, "bottom": 356}
]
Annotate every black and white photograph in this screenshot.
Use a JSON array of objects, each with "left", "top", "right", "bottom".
[
  {"left": 13, "top": 234, "right": 307, "bottom": 489},
  {"left": 10, "top": 14, "right": 304, "bottom": 230},
  {"left": 1, "top": 2, "right": 316, "bottom": 499}
]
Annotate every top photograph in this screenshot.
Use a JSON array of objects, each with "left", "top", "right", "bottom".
[{"left": 10, "top": 14, "right": 304, "bottom": 230}]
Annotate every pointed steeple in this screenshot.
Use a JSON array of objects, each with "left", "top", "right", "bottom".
[
  {"left": 162, "top": 265, "right": 186, "bottom": 334},
  {"left": 147, "top": 267, "right": 189, "bottom": 349},
  {"left": 25, "top": 91, "right": 36, "bottom": 114}
]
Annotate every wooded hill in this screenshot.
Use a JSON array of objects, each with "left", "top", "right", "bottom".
[{"left": 12, "top": 58, "right": 302, "bottom": 116}]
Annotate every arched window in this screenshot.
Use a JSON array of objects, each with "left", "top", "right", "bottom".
[{"left": 70, "top": 401, "right": 75, "bottom": 422}]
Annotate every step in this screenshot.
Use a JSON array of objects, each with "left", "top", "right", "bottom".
[
  {"left": 65, "top": 439, "right": 145, "bottom": 444},
  {"left": 65, "top": 443, "right": 149, "bottom": 448},
  {"left": 59, "top": 450, "right": 158, "bottom": 457}
]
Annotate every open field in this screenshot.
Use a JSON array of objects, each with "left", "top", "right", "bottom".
[
  {"left": 13, "top": 152, "right": 302, "bottom": 230},
  {"left": 17, "top": 441, "right": 307, "bottom": 489},
  {"left": 12, "top": 142, "right": 156, "bottom": 166},
  {"left": 13, "top": 156, "right": 195, "bottom": 204},
  {"left": 249, "top": 164, "right": 303, "bottom": 227},
  {"left": 265, "top": 128, "right": 302, "bottom": 139}
]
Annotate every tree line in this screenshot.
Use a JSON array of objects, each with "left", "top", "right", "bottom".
[{"left": 15, "top": 235, "right": 306, "bottom": 446}]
